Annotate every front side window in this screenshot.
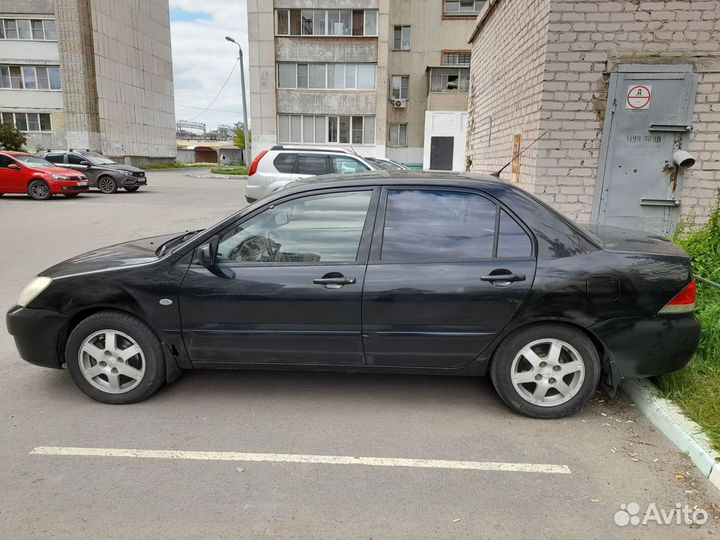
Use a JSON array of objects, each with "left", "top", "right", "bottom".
[
  {"left": 216, "top": 191, "right": 373, "bottom": 264},
  {"left": 381, "top": 190, "right": 497, "bottom": 262},
  {"left": 45, "top": 152, "right": 65, "bottom": 163},
  {"left": 393, "top": 26, "right": 411, "bottom": 50}
]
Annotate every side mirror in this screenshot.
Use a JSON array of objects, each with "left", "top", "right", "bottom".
[
  {"left": 198, "top": 243, "right": 215, "bottom": 268},
  {"left": 79, "top": 160, "right": 91, "bottom": 167},
  {"left": 672, "top": 150, "right": 696, "bottom": 169},
  {"left": 7, "top": 163, "right": 20, "bottom": 170}
]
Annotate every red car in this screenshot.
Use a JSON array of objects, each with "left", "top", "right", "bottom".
[{"left": 0, "top": 151, "right": 89, "bottom": 200}]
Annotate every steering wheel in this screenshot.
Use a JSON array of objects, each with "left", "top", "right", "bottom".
[
  {"left": 266, "top": 230, "right": 281, "bottom": 261},
  {"left": 228, "top": 233, "right": 281, "bottom": 262}
]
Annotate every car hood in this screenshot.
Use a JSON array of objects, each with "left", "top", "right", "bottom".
[
  {"left": 584, "top": 224, "right": 688, "bottom": 258},
  {"left": 40, "top": 233, "right": 182, "bottom": 278},
  {"left": 92, "top": 164, "right": 144, "bottom": 173},
  {"left": 37, "top": 166, "right": 86, "bottom": 177}
]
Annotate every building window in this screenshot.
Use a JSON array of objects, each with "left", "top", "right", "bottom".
[
  {"left": 0, "top": 65, "right": 62, "bottom": 90},
  {"left": 278, "top": 114, "right": 375, "bottom": 145},
  {"left": 391, "top": 76, "right": 409, "bottom": 100},
  {"left": 0, "top": 19, "right": 57, "bottom": 40},
  {"left": 277, "top": 63, "right": 376, "bottom": 90},
  {"left": 389, "top": 123, "right": 407, "bottom": 147},
  {"left": 276, "top": 9, "right": 378, "bottom": 37},
  {"left": 393, "top": 26, "right": 411, "bottom": 50},
  {"left": 1, "top": 112, "right": 52, "bottom": 132},
  {"left": 430, "top": 68, "right": 469, "bottom": 92},
  {"left": 442, "top": 51, "right": 471, "bottom": 66},
  {"left": 443, "top": 0, "right": 485, "bottom": 15}
]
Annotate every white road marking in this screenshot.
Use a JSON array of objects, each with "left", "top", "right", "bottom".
[{"left": 30, "top": 446, "right": 571, "bottom": 474}]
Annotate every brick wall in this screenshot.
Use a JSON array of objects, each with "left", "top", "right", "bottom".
[{"left": 468, "top": 0, "right": 720, "bottom": 226}]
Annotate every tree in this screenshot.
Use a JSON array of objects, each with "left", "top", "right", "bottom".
[
  {"left": 0, "top": 123, "right": 26, "bottom": 151},
  {"left": 233, "top": 123, "right": 251, "bottom": 151}
]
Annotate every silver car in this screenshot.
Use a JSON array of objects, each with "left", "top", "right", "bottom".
[{"left": 245, "top": 146, "right": 379, "bottom": 203}]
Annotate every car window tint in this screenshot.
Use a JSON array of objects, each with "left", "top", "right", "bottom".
[
  {"left": 381, "top": 190, "right": 497, "bottom": 261},
  {"left": 497, "top": 210, "right": 532, "bottom": 257},
  {"left": 0, "top": 154, "right": 12, "bottom": 167},
  {"left": 332, "top": 156, "right": 369, "bottom": 174},
  {"left": 45, "top": 153, "right": 64, "bottom": 163},
  {"left": 295, "top": 155, "right": 327, "bottom": 175},
  {"left": 217, "top": 191, "right": 373, "bottom": 264},
  {"left": 67, "top": 154, "right": 84, "bottom": 164},
  {"left": 273, "top": 153, "right": 296, "bottom": 173}
]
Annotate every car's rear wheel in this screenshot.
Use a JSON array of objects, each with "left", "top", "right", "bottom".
[
  {"left": 490, "top": 324, "right": 600, "bottom": 419},
  {"left": 97, "top": 176, "right": 118, "bottom": 194},
  {"left": 124, "top": 186, "right": 140, "bottom": 192},
  {"left": 65, "top": 312, "right": 166, "bottom": 404},
  {"left": 28, "top": 180, "right": 52, "bottom": 200}
]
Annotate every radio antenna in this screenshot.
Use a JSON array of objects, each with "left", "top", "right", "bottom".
[{"left": 491, "top": 131, "right": 547, "bottom": 178}]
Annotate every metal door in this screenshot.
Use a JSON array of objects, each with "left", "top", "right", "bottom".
[
  {"left": 593, "top": 65, "right": 697, "bottom": 234},
  {"left": 430, "top": 136, "right": 454, "bottom": 170}
]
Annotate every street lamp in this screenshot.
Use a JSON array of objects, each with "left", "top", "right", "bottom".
[{"left": 225, "top": 36, "right": 251, "bottom": 165}]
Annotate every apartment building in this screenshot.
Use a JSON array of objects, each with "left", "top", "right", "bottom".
[
  {"left": 0, "top": 0, "right": 175, "bottom": 163},
  {"left": 248, "top": 0, "right": 480, "bottom": 169},
  {"left": 467, "top": 0, "right": 720, "bottom": 234}
]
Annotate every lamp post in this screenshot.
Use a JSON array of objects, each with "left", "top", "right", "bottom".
[{"left": 225, "top": 36, "right": 251, "bottom": 165}]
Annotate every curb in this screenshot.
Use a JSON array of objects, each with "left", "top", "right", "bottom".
[{"left": 624, "top": 379, "right": 720, "bottom": 492}]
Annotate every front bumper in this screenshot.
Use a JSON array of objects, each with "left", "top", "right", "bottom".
[
  {"left": 590, "top": 314, "right": 701, "bottom": 380},
  {"left": 51, "top": 181, "right": 89, "bottom": 194},
  {"left": 120, "top": 175, "right": 147, "bottom": 187},
  {"left": 6, "top": 305, "right": 67, "bottom": 368}
]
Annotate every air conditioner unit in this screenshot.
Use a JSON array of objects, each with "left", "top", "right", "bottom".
[{"left": 392, "top": 98, "right": 408, "bottom": 109}]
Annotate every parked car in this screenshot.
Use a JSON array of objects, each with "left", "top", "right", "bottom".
[
  {"left": 6, "top": 171, "right": 699, "bottom": 417},
  {"left": 245, "top": 145, "right": 379, "bottom": 203},
  {"left": 0, "top": 151, "right": 88, "bottom": 200},
  {"left": 364, "top": 157, "right": 408, "bottom": 170},
  {"left": 37, "top": 150, "right": 147, "bottom": 194}
]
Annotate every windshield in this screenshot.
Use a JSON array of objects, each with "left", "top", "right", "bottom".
[
  {"left": 365, "top": 158, "right": 404, "bottom": 171},
  {"left": 81, "top": 152, "right": 116, "bottom": 165},
  {"left": 14, "top": 155, "right": 57, "bottom": 168}
]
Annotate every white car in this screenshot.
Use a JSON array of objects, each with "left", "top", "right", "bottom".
[{"left": 245, "top": 146, "right": 379, "bottom": 203}]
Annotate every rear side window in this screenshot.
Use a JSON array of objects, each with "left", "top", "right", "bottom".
[
  {"left": 273, "top": 153, "right": 296, "bottom": 173},
  {"left": 332, "top": 156, "right": 369, "bottom": 174},
  {"left": 295, "top": 155, "right": 328, "bottom": 175},
  {"left": 497, "top": 210, "right": 532, "bottom": 257},
  {"left": 381, "top": 190, "right": 497, "bottom": 261},
  {"left": 45, "top": 153, "right": 65, "bottom": 163}
]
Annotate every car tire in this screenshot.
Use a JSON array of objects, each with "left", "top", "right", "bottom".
[
  {"left": 27, "top": 180, "right": 52, "bottom": 200},
  {"left": 124, "top": 186, "right": 140, "bottom": 192},
  {"left": 65, "top": 311, "right": 166, "bottom": 404},
  {"left": 490, "top": 324, "right": 600, "bottom": 419},
  {"left": 97, "top": 175, "right": 118, "bottom": 194}
]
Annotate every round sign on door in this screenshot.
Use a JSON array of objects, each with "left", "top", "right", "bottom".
[{"left": 626, "top": 84, "right": 652, "bottom": 110}]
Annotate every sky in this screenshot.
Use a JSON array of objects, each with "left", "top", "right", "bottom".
[{"left": 169, "top": 0, "right": 250, "bottom": 132}]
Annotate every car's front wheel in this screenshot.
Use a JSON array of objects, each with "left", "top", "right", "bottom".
[
  {"left": 490, "top": 324, "right": 600, "bottom": 419},
  {"left": 65, "top": 311, "right": 166, "bottom": 404},
  {"left": 97, "top": 176, "right": 118, "bottom": 194},
  {"left": 28, "top": 180, "right": 52, "bottom": 200}
]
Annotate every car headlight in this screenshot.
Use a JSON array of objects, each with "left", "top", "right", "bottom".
[
  {"left": 17, "top": 276, "right": 53, "bottom": 307},
  {"left": 122, "top": 170, "right": 133, "bottom": 176},
  {"left": 51, "top": 174, "right": 70, "bottom": 180}
]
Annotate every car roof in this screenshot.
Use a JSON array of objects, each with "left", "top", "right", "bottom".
[
  {"left": 270, "top": 145, "right": 356, "bottom": 155},
  {"left": 0, "top": 150, "right": 28, "bottom": 156}
]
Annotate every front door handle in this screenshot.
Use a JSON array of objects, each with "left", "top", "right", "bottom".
[
  {"left": 481, "top": 271, "right": 526, "bottom": 285},
  {"left": 313, "top": 273, "right": 356, "bottom": 288}
]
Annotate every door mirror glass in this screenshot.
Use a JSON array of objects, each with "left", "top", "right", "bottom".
[
  {"left": 197, "top": 242, "right": 215, "bottom": 268},
  {"left": 79, "top": 160, "right": 91, "bottom": 166},
  {"left": 217, "top": 191, "right": 373, "bottom": 264},
  {"left": 7, "top": 163, "right": 20, "bottom": 170}
]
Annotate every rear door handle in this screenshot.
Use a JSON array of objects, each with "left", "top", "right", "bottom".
[{"left": 481, "top": 273, "right": 526, "bottom": 284}]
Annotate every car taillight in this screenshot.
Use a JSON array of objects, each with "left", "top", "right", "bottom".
[
  {"left": 659, "top": 279, "right": 697, "bottom": 314},
  {"left": 248, "top": 150, "right": 267, "bottom": 176}
]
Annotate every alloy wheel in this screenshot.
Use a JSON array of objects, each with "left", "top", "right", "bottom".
[
  {"left": 509, "top": 338, "right": 586, "bottom": 407},
  {"left": 30, "top": 182, "right": 50, "bottom": 199},
  {"left": 78, "top": 329, "right": 146, "bottom": 394},
  {"left": 98, "top": 177, "right": 116, "bottom": 193}
]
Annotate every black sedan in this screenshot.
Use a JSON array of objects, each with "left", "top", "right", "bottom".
[{"left": 6, "top": 172, "right": 700, "bottom": 418}]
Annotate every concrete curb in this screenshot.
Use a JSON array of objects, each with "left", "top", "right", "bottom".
[{"left": 624, "top": 379, "right": 720, "bottom": 492}]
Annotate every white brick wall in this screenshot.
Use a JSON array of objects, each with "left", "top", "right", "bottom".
[{"left": 468, "top": 0, "right": 720, "bottom": 226}]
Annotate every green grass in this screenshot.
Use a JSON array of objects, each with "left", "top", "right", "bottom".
[
  {"left": 658, "top": 192, "right": 720, "bottom": 453},
  {"left": 210, "top": 166, "right": 248, "bottom": 175},
  {"left": 144, "top": 162, "right": 214, "bottom": 170}
]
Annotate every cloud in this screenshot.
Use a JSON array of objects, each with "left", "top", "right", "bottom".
[{"left": 169, "top": 0, "right": 250, "bottom": 131}]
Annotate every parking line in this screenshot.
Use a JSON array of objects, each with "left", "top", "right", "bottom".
[{"left": 30, "top": 446, "right": 571, "bottom": 474}]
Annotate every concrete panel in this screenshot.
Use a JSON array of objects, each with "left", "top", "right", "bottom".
[
  {"left": 0, "top": 90, "right": 63, "bottom": 110},
  {"left": 0, "top": 41, "right": 59, "bottom": 63},
  {"left": 427, "top": 92, "right": 468, "bottom": 111},
  {"left": 276, "top": 38, "right": 377, "bottom": 63},
  {"left": 277, "top": 90, "right": 377, "bottom": 115},
  {"left": 0, "top": 0, "right": 53, "bottom": 15}
]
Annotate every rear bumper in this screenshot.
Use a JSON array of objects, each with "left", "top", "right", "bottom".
[
  {"left": 6, "top": 305, "right": 66, "bottom": 368},
  {"left": 590, "top": 314, "right": 701, "bottom": 380}
]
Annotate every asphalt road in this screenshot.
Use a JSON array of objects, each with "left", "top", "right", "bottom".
[{"left": 0, "top": 170, "right": 718, "bottom": 540}]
